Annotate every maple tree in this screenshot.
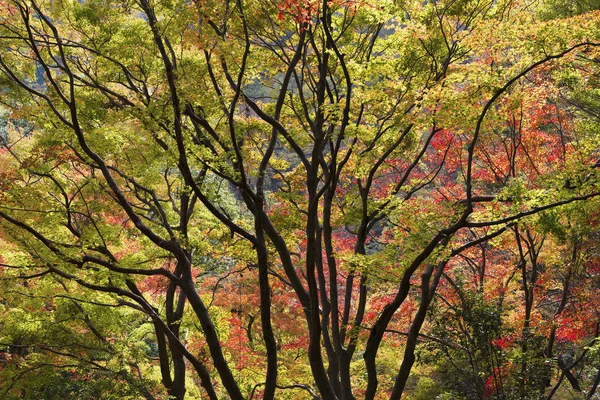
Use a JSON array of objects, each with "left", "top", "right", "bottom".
[{"left": 0, "top": 0, "right": 599, "bottom": 399}]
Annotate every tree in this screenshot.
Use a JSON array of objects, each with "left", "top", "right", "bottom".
[{"left": 0, "top": 0, "right": 599, "bottom": 398}]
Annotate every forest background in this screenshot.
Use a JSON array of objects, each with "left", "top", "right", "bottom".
[{"left": 1, "top": 0, "right": 600, "bottom": 399}]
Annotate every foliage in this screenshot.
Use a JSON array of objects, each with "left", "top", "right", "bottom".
[{"left": 0, "top": 0, "right": 599, "bottom": 399}]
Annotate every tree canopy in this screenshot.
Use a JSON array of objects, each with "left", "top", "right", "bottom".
[{"left": 0, "top": 0, "right": 600, "bottom": 399}]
